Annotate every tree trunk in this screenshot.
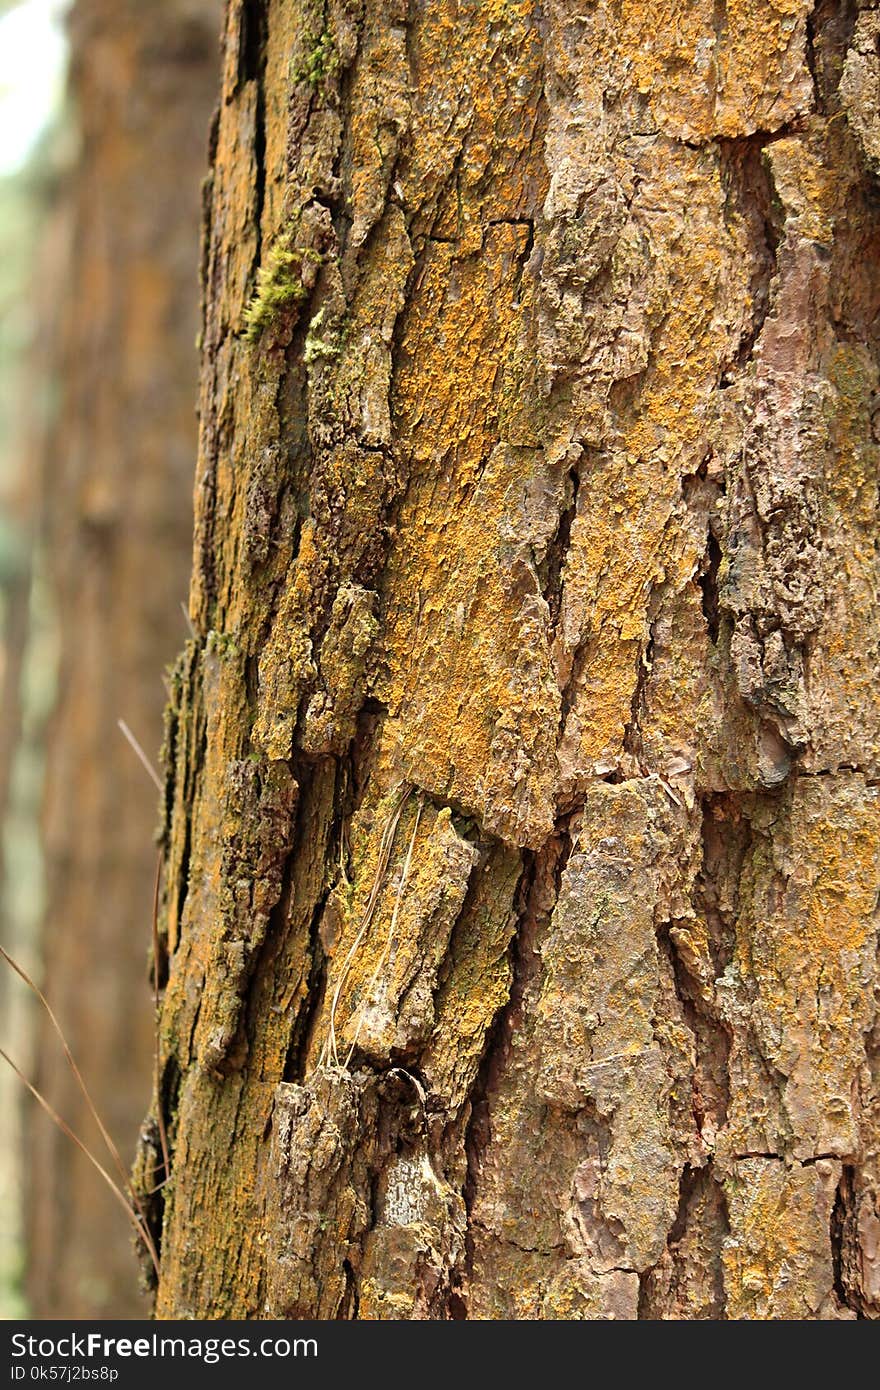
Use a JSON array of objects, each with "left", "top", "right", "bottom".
[
  {"left": 26, "top": 0, "right": 220, "bottom": 1319},
  {"left": 0, "top": 155, "right": 63, "bottom": 1320},
  {"left": 144, "top": 0, "right": 880, "bottom": 1319}
]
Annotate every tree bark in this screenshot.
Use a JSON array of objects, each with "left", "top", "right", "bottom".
[
  {"left": 144, "top": 0, "right": 880, "bottom": 1319},
  {"left": 26, "top": 0, "right": 220, "bottom": 1319}
]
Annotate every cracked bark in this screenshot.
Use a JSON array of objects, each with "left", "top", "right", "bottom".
[{"left": 143, "top": 0, "right": 880, "bottom": 1319}]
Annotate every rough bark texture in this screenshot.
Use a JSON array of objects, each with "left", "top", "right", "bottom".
[
  {"left": 26, "top": 0, "right": 220, "bottom": 1318},
  {"left": 143, "top": 0, "right": 880, "bottom": 1319}
]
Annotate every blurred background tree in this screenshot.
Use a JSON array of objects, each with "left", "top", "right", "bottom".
[
  {"left": 0, "top": 0, "right": 70, "bottom": 1318},
  {"left": 0, "top": 0, "right": 219, "bottom": 1318}
]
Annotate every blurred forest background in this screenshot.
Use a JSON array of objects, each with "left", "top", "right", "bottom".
[{"left": 0, "top": 0, "right": 219, "bottom": 1318}]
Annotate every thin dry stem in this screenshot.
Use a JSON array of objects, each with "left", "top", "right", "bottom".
[
  {"left": 117, "top": 718, "right": 163, "bottom": 792},
  {"left": 0, "top": 942, "right": 156, "bottom": 1262},
  {"left": 180, "top": 600, "right": 197, "bottom": 640},
  {"left": 0, "top": 1046, "right": 160, "bottom": 1279},
  {"left": 344, "top": 793, "right": 425, "bottom": 1068},
  {"left": 319, "top": 780, "right": 413, "bottom": 1070}
]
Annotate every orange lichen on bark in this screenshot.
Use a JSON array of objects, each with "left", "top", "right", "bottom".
[
  {"left": 380, "top": 227, "right": 561, "bottom": 842},
  {"left": 144, "top": 0, "right": 880, "bottom": 1322},
  {"left": 727, "top": 776, "right": 880, "bottom": 1162},
  {"left": 723, "top": 1158, "right": 844, "bottom": 1319},
  {"left": 619, "top": 0, "right": 813, "bottom": 139}
]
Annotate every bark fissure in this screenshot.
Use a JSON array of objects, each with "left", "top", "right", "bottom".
[
  {"left": 239, "top": 0, "right": 268, "bottom": 265},
  {"left": 145, "top": 0, "right": 880, "bottom": 1320}
]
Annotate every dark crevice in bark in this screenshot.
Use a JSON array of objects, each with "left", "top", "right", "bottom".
[
  {"left": 136, "top": 1049, "right": 182, "bottom": 1287},
  {"left": 448, "top": 1290, "right": 468, "bottom": 1320},
  {"left": 814, "top": 0, "right": 859, "bottom": 114},
  {"left": 831, "top": 1163, "right": 865, "bottom": 1317},
  {"left": 199, "top": 111, "right": 219, "bottom": 322},
  {"left": 637, "top": 1163, "right": 696, "bottom": 1319},
  {"left": 830, "top": 1164, "right": 850, "bottom": 1305},
  {"left": 281, "top": 889, "right": 327, "bottom": 1084},
  {"left": 659, "top": 921, "right": 732, "bottom": 1136},
  {"left": 556, "top": 603, "right": 599, "bottom": 742},
  {"left": 169, "top": 656, "right": 205, "bottom": 963},
  {"left": 159, "top": 1054, "right": 181, "bottom": 1159},
  {"left": 496, "top": 215, "right": 536, "bottom": 299},
  {"left": 459, "top": 849, "right": 535, "bottom": 1310},
  {"left": 342, "top": 1257, "right": 360, "bottom": 1318},
  {"left": 805, "top": 0, "right": 823, "bottom": 113},
  {"left": 171, "top": 810, "right": 195, "bottom": 968},
  {"left": 237, "top": 844, "right": 298, "bottom": 1069},
  {"left": 717, "top": 134, "right": 781, "bottom": 372},
  {"left": 695, "top": 792, "right": 750, "bottom": 976},
  {"left": 226, "top": 761, "right": 328, "bottom": 1082},
  {"left": 459, "top": 823, "right": 574, "bottom": 1313},
  {"left": 622, "top": 624, "right": 655, "bottom": 768},
  {"left": 699, "top": 530, "right": 723, "bottom": 645},
  {"left": 240, "top": 1, "right": 268, "bottom": 264},
  {"left": 679, "top": 116, "right": 809, "bottom": 156},
  {"left": 655, "top": 791, "right": 757, "bottom": 1185},
  {"left": 159, "top": 682, "right": 182, "bottom": 870},
  {"left": 542, "top": 458, "right": 580, "bottom": 630},
  {"left": 807, "top": 0, "right": 860, "bottom": 117},
  {"left": 282, "top": 701, "right": 389, "bottom": 1079},
  {"left": 274, "top": 763, "right": 338, "bottom": 1079},
  {"left": 638, "top": 1163, "right": 728, "bottom": 1319},
  {"left": 237, "top": 0, "right": 264, "bottom": 85}
]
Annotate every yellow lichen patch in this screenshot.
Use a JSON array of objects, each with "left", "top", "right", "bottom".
[
  {"left": 301, "top": 584, "right": 378, "bottom": 754},
  {"left": 252, "top": 520, "right": 324, "bottom": 760},
  {"left": 723, "top": 1158, "right": 845, "bottom": 1319},
  {"left": 801, "top": 340, "right": 880, "bottom": 771},
  {"left": 729, "top": 775, "right": 880, "bottom": 1159},
  {"left": 209, "top": 85, "right": 261, "bottom": 338},
  {"left": 393, "top": 229, "right": 526, "bottom": 484},
  {"left": 421, "top": 841, "right": 522, "bottom": 1110},
  {"left": 639, "top": 579, "right": 712, "bottom": 784},
  {"left": 623, "top": 232, "right": 726, "bottom": 457},
  {"left": 766, "top": 134, "right": 837, "bottom": 246},
  {"left": 379, "top": 227, "right": 560, "bottom": 846},
  {"left": 343, "top": 18, "right": 410, "bottom": 254},
  {"left": 402, "top": 0, "right": 545, "bottom": 240},
  {"left": 618, "top": 0, "right": 813, "bottom": 140},
  {"left": 716, "top": 0, "right": 813, "bottom": 135},
  {"left": 554, "top": 144, "right": 749, "bottom": 784}
]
